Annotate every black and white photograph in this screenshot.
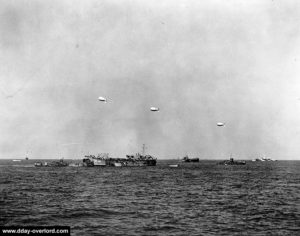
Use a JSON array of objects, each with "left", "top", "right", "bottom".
[{"left": 0, "top": 0, "right": 299, "bottom": 235}]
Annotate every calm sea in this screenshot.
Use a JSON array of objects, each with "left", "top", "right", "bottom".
[{"left": 0, "top": 159, "right": 299, "bottom": 236}]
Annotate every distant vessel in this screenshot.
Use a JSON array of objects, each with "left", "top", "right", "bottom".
[
  {"left": 218, "top": 157, "right": 246, "bottom": 165},
  {"left": 12, "top": 160, "right": 21, "bottom": 162},
  {"left": 82, "top": 145, "right": 157, "bottom": 167},
  {"left": 182, "top": 156, "right": 199, "bottom": 162},
  {"left": 124, "top": 144, "right": 156, "bottom": 166},
  {"left": 45, "top": 159, "right": 68, "bottom": 167},
  {"left": 83, "top": 153, "right": 157, "bottom": 167},
  {"left": 69, "top": 162, "right": 83, "bottom": 167},
  {"left": 253, "top": 156, "right": 276, "bottom": 162},
  {"left": 82, "top": 154, "right": 109, "bottom": 167},
  {"left": 34, "top": 161, "right": 43, "bottom": 167},
  {"left": 124, "top": 153, "right": 157, "bottom": 166},
  {"left": 169, "top": 164, "right": 179, "bottom": 168},
  {"left": 34, "top": 159, "right": 68, "bottom": 167}
]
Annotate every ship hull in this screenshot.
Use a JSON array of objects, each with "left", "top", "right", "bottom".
[
  {"left": 93, "top": 159, "right": 106, "bottom": 166},
  {"left": 182, "top": 158, "right": 199, "bottom": 163},
  {"left": 83, "top": 155, "right": 157, "bottom": 167}
]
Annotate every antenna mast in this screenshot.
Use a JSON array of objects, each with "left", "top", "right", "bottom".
[{"left": 142, "top": 144, "right": 147, "bottom": 155}]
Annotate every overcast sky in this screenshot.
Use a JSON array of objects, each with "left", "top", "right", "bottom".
[{"left": 0, "top": 0, "right": 300, "bottom": 159}]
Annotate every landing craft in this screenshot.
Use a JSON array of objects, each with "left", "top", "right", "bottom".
[
  {"left": 150, "top": 107, "right": 159, "bottom": 112},
  {"left": 217, "top": 122, "right": 225, "bottom": 126},
  {"left": 98, "top": 96, "right": 107, "bottom": 102}
]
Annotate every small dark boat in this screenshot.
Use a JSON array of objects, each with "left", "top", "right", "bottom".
[
  {"left": 124, "top": 153, "right": 157, "bottom": 166},
  {"left": 124, "top": 144, "right": 157, "bottom": 166},
  {"left": 45, "top": 159, "right": 68, "bottom": 167},
  {"left": 182, "top": 156, "right": 199, "bottom": 162},
  {"left": 219, "top": 157, "right": 246, "bottom": 165}
]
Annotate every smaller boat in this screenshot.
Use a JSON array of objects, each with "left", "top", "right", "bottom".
[
  {"left": 254, "top": 156, "right": 276, "bottom": 162},
  {"left": 34, "top": 162, "right": 43, "bottom": 167},
  {"left": 45, "top": 159, "right": 68, "bottom": 167},
  {"left": 169, "top": 164, "right": 179, "bottom": 168},
  {"left": 182, "top": 156, "right": 199, "bottom": 162},
  {"left": 83, "top": 154, "right": 109, "bottom": 167},
  {"left": 114, "top": 162, "right": 122, "bottom": 167},
  {"left": 69, "top": 162, "right": 83, "bottom": 167},
  {"left": 219, "top": 157, "right": 246, "bottom": 165},
  {"left": 12, "top": 159, "right": 21, "bottom": 162}
]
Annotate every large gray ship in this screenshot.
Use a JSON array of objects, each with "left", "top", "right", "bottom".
[
  {"left": 82, "top": 153, "right": 157, "bottom": 167},
  {"left": 82, "top": 145, "right": 157, "bottom": 167}
]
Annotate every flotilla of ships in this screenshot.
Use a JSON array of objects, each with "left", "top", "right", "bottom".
[
  {"left": 13, "top": 145, "right": 275, "bottom": 167},
  {"left": 30, "top": 152, "right": 276, "bottom": 168},
  {"left": 34, "top": 151, "right": 158, "bottom": 167}
]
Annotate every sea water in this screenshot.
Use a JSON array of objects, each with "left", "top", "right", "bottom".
[{"left": 0, "top": 160, "right": 299, "bottom": 235}]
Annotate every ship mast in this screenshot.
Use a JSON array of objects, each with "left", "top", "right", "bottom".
[{"left": 142, "top": 144, "right": 147, "bottom": 155}]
